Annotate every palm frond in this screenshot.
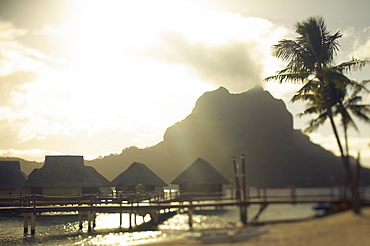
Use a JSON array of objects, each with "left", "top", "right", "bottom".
[
  {"left": 298, "top": 106, "right": 327, "bottom": 117},
  {"left": 292, "top": 93, "right": 315, "bottom": 103},
  {"left": 336, "top": 104, "right": 358, "bottom": 131},
  {"left": 272, "top": 39, "right": 301, "bottom": 62},
  {"left": 304, "top": 113, "right": 328, "bottom": 133},
  {"left": 264, "top": 73, "right": 308, "bottom": 83},
  {"left": 348, "top": 105, "right": 370, "bottom": 124},
  {"left": 334, "top": 58, "right": 370, "bottom": 74}
]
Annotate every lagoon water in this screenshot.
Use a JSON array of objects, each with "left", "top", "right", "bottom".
[
  {"left": 1, "top": 187, "right": 354, "bottom": 246},
  {"left": 0, "top": 203, "right": 317, "bottom": 246}
]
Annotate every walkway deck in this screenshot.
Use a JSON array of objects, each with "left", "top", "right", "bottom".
[{"left": 1, "top": 188, "right": 369, "bottom": 234}]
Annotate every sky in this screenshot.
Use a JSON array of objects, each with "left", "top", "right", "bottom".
[{"left": 0, "top": 0, "right": 369, "bottom": 166}]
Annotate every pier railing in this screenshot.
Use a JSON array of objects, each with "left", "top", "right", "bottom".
[
  {"left": 0, "top": 191, "right": 170, "bottom": 207},
  {"left": 1, "top": 187, "right": 370, "bottom": 234},
  {"left": 1, "top": 187, "right": 370, "bottom": 209}
]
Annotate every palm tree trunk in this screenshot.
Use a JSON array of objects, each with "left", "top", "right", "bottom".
[
  {"left": 344, "top": 124, "right": 349, "bottom": 157},
  {"left": 344, "top": 126, "right": 361, "bottom": 214},
  {"left": 327, "top": 102, "right": 360, "bottom": 213},
  {"left": 327, "top": 110, "right": 352, "bottom": 186},
  {"left": 319, "top": 78, "right": 359, "bottom": 213}
]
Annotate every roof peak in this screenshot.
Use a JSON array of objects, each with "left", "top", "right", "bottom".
[{"left": 171, "top": 158, "right": 229, "bottom": 185}]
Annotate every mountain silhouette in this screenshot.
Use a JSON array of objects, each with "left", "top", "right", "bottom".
[{"left": 88, "top": 86, "right": 368, "bottom": 187}]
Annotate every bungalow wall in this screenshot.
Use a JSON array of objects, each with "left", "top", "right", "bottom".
[
  {"left": 179, "top": 184, "right": 223, "bottom": 196},
  {"left": 0, "top": 189, "right": 13, "bottom": 196},
  {"left": 115, "top": 183, "right": 164, "bottom": 193},
  {"left": 43, "top": 187, "right": 81, "bottom": 195},
  {"left": 99, "top": 187, "right": 113, "bottom": 196},
  {"left": 22, "top": 187, "right": 100, "bottom": 195}
]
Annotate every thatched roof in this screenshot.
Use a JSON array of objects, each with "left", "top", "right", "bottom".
[
  {"left": 85, "top": 166, "right": 110, "bottom": 187},
  {"left": 171, "top": 158, "right": 230, "bottom": 185},
  {"left": 0, "top": 161, "right": 27, "bottom": 189},
  {"left": 23, "top": 156, "right": 104, "bottom": 188},
  {"left": 110, "top": 162, "right": 168, "bottom": 187}
]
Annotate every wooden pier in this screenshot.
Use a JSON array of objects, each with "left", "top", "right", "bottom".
[{"left": 1, "top": 187, "right": 370, "bottom": 235}]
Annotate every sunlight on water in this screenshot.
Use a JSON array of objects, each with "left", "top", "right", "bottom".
[
  {"left": 160, "top": 208, "right": 242, "bottom": 231},
  {"left": 94, "top": 213, "right": 152, "bottom": 229},
  {"left": 76, "top": 231, "right": 164, "bottom": 246}
]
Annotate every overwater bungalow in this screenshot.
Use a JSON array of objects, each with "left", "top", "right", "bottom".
[
  {"left": 22, "top": 156, "right": 106, "bottom": 195},
  {"left": 110, "top": 162, "right": 168, "bottom": 194},
  {"left": 171, "top": 158, "right": 230, "bottom": 197},
  {"left": 0, "top": 161, "right": 27, "bottom": 196},
  {"left": 85, "top": 166, "right": 112, "bottom": 196}
]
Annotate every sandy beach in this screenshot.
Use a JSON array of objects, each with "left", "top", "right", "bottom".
[{"left": 146, "top": 207, "right": 370, "bottom": 246}]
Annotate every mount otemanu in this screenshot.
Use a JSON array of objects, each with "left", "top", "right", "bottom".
[
  {"left": 87, "top": 86, "right": 369, "bottom": 187},
  {"left": 5, "top": 86, "right": 369, "bottom": 187}
]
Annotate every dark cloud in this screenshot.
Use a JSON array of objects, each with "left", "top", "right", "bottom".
[
  {"left": 156, "top": 32, "right": 263, "bottom": 92},
  {"left": 203, "top": 0, "right": 370, "bottom": 29},
  {"left": 0, "top": 71, "right": 36, "bottom": 106},
  {"left": 0, "top": 0, "right": 67, "bottom": 29}
]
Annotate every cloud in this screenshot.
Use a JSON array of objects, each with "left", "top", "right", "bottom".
[
  {"left": 0, "top": 148, "right": 60, "bottom": 162},
  {"left": 353, "top": 39, "right": 370, "bottom": 58},
  {"left": 0, "top": 19, "right": 58, "bottom": 74},
  {"left": 339, "top": 25, "right": 370, "bottom": 61},
  {"left": 156, "top": 32, "right": 264, "bottom": 92},
  {"left": 0, "top": 118, "right": 27, "bottom": 148},
  {"left": 0, "top": 20, "right": 27, "bottom": 40},
  {"left": 15, "top": 127, "right": 162, "bottom": 157},
  {"left": 0, "top": 71, "right": 36, "bottom": 106}
]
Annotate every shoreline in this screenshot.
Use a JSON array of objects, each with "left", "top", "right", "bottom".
[{"left": 144, "top": 207, "right": 370, "bottom": 246}]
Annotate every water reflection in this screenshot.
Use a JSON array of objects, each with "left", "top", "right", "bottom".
[{"left": 76, "top": 231, "right": 164, "bottom": 246}]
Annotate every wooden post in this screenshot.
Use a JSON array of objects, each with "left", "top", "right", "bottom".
[
  {"left": 134, "top": 211, "right": 137, "bottom": 226},
  {"left": 119, "top": 193, "right": 122, "bottom": 228},
  {"left": 78, "top": 211, "right": 83, "bottom": 230},
  {"left": 23, "top": 213, "right": 29, "bottom": 234},
  {"left": 240, "top": 154, "right": 248, "bottom": 225},
  {"left": 33, "top": 193, "right": 36, "bottom": 214},
  {"left": 232, "top": 157, "right": 241, "bottom": 201},
  {"left": 86, "top": 211, "right": 91, "bottom": 232},
  {"left": 150, "top": 209, "right": 159, "bottom": 226},
  {"left": 135, "top": 193, "right": 140, "bottom": 226},
  {"left": 129, "top": 195, "right": 133, "bottom": 230},
  {"left": 92, "top": 212, "right": 96, "bottom": 228},
  {"left": 291, "top": 187, "right": 296, "bottom": 204},
  {"left": 188, "top": 189, "right": 193, "bottom": 229},
  {"left": 28, "top": 193, "right": 37, "bottom": 235},
  {"left": 188, "top": 206, "right": 193, "bottom": 229},
  {"left": 241, "top": 154, "right": 247, "bottom": 203},
  {"left": 90, "top": 193, "right": 94, "bottom": 207},
  {"left": 263, "top": 188, "right": 267, "bottom": 202},
  {"left": 88, "top": 193, "right": 94, "bottom": 231},
  {"left": 30, "top": 213, "right": 36, "bottom": 235}
]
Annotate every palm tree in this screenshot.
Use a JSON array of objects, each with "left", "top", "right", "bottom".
[
  {"left": 293, "top": 80, "right": 370, "bottom": 158},
  {"left": 293, "top": 81, "right": 370, "bottom": 209},
  {"left": 336, "top": 81, "right": 370, "bottom": 156},
  {"left": 265, "top": 16, "right": 369, "bottom": 213}
]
